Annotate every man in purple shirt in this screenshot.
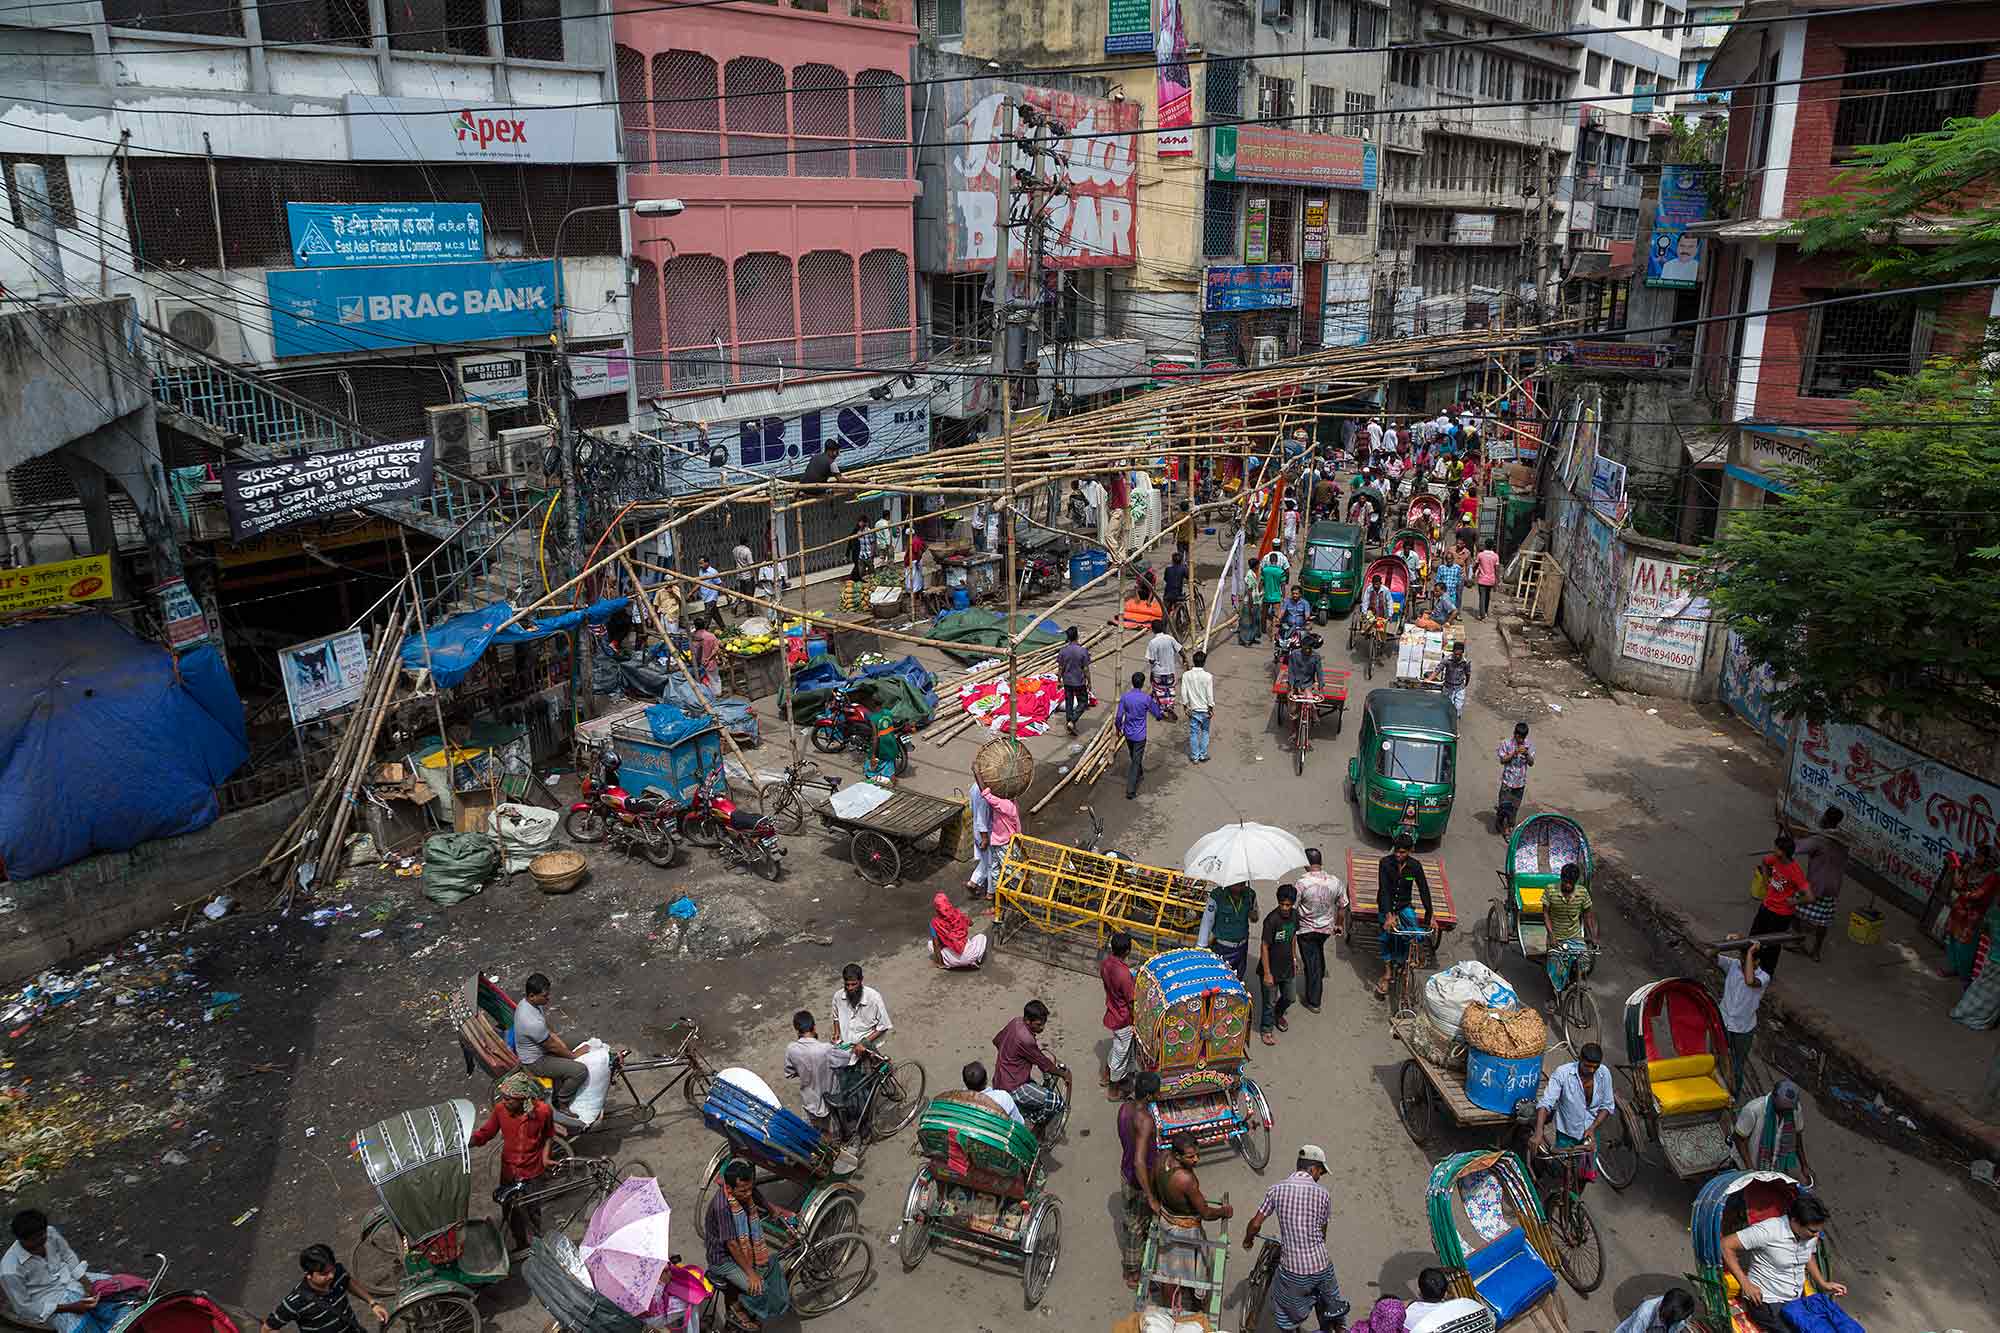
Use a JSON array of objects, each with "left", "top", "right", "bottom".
[
  {"left": 992, "top": 999, "right": 1072, "bottom": 1128},
  {"left": 1117, "top": 670, "right": 1164, "bottom": 800},
  {"left": 1057, "top": 626, "right": 1092, "bottom": 736}
]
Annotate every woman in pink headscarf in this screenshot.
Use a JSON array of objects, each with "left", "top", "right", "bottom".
[{"left": 929, "top": 891, "right": 988, "bottom": 970}]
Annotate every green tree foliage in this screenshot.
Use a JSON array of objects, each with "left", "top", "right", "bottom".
[
  {"left": 1792, "top": 112, "right": 2000, "bottom": 291},
  {"left": 1705, "top": 363, "right": 2000, "bottom": 727}
]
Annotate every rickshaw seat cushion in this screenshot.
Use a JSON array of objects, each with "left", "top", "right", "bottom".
[
  {"left": 1514, "top": 883, "right": 1547, "bottom": 915},
  {"left": 1648, "top": 1054, "right": 1730, "bottom": 1115},
  {"left": 1464, "top": 1227, "right": 1557, "bottom": 1325},
  {"left": 456, "top": 1218, "right": 509, "bottom": 1280},
  {"left": 929, "top": 1158, "right": 1030, "bottom": 1200}
]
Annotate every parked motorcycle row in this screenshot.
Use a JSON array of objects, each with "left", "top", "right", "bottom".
[{"left": 564, "top": 746, "right": 786, "bottom": 881}]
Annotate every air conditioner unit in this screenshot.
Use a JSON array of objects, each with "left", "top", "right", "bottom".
[
  {"left": 155, "top": 298, "right": 247, "bottom": 362},
  {"left": 499, "top": 425, "right": 555, "bottom": 484},
  {"left": 426, "top": 402, "right": 490, "bottom": 470},
  {"left": 1253, "top": 336, "right": 1282, "bottom": 367}
]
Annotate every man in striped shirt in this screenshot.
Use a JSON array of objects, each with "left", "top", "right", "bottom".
[
  {"left": 260, "top": 1245, "right": 387, "bottom": 1333},
  {"left": 1242, "top": 1145, "right": 1350, "bottom": 1331}
]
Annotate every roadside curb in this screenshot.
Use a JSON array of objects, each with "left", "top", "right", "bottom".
[{"left": 1594, "top": 858, "right": 2000, "bottom": 1166}]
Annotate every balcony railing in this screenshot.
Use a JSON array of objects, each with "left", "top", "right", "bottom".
[{"left": 1429, "top": 0, "right": 1569, "bottom": 36}]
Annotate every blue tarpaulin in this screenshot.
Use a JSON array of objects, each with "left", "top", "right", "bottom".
[
  {"left": 0, "top": 615, "right": 248, "bottom": 880},
  {"left": 853, "top": 656, "right": 939, "bottom": 714},
  {"left": 643, "top": 704, "right": 711, "bottom": 746},
  {"left": 401, "top": 598, "right": 630, "bottom": 688}
]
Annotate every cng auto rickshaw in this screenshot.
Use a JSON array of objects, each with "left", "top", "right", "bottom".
[
  {"left": 1300, "top": 521, "right": 1366, "bottom": 622},
  {"left": 1346, "top": 688, "right": 1458, "bottom": 842}
]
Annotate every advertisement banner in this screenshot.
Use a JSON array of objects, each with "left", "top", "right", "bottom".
[
  {"left": 569, "top": 349, "right": 632, "bottom": 399},
  {"left": 285, "top": 202, "right": 483, "bottom": 268},
  {"left": 1720, "top": 630, "right": 1791, "bottom": 748},
  {"left": 1449, "top": 213, "right": 1495, "bottom": 244},
  {"left": 1320, "top": 263, "right": 1370, "bottom": 348},
  {"left": 457, "top": 351, "right": 528, "bottom": 405},
  {"left": 940, "top": 83, "right": 1141, "bottom": 271},
  {"left": 1550, "top": 340, "right": 1672, "bottom": 370},
  {"left": 1203, "top": 264, "right": 1297, "bottom": 311},
  {"left": 1106, "top": 0, "right": 1152, "bottom": 53},
  {"left": 1155, "top": 0, "right": 1193, "bottom": 157},
  {"left": 344, "top": 95, "right": 620, "bottom": 164},
  {"left": 653, "top": 395, "right": 930, "bottom": 495},
  {"left": 1589, "top": 454, "right": 1627, "bottom": 522},
  {"left": 1645, "top": 164, "right": 1709, "bottom": 289},
  {"left": 222, "top": 439, "right": 435, "bottom": 540},
  {"left": 281, "top": 629, "right": 371, "bottom": 726},
  {"left": 1302, "top": 198, "right": 1328, "bottom": 262},
  {"left": 0, "top": 553, "right": 112, "bottom": 614},
  {"left": 267, "top": 258, "right": 556, "bottom": 358},
  {"left": 1784, "top": 721, "right": 2000, "bottom": 911},
  {"left": 152, "top": 577, "right": 210, "bottom": 650},
  {"left": 1620, "top": 554, "right": 1708, "bottom": 672},
  {"left": 1244, "top": 197, "right": 1270, "bottom": 263},
  {"left": 1210, "top": 124, "right": 1376, "bottom": 189}
]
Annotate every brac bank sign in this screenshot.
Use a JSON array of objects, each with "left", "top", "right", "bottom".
[{"left": 943, "top": 85, "right": 1141, "bottom": 270}]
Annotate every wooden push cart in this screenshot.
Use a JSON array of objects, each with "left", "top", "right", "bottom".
[
  {"left": 1392, "top": 1013, "right": 1537, "bottom": 1148},
  {"left": 1344, "top": 848, "right": 1457, "bottom": 950},
  {"left": 991, "top": 835, "right": 1209, "bottom": 970},
  {"left": 810, "top": 787, "right": 968, "bottom": 886}
]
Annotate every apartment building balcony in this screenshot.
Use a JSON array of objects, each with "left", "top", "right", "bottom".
[
  {"left": 1379, "top": 113, "right": 1424, "bottom": 154},
  {"left": 1429, "top": 0, "right": 1579, "bottom": 41},
  {"left": 1382, "top": 184, "right": 1536, "bottom": 212}
]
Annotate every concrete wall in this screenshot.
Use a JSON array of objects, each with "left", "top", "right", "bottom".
[
  {"left": 1548, "top": 505, "right": 1726, "bottom": 699},
  {"left": 0, "top": 791, "right": 303, "bottom": 985}
]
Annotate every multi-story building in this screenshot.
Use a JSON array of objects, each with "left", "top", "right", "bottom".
[
  {"left": 1689, "top": 0, "right": 2000, "bottom": 511},
  {"left": 1373, "top": 0, "right": 1581, "bottom": 331},
  {"left": 617, "top": 0, "right": 927, "bottom": 542},
  {"left": 1568, "top": 0, "right": 1682, "bottom": 260},
  {"left": 1673, "top": 2, "right": 1740, "bottom": 107}
]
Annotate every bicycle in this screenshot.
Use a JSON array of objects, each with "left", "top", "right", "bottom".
[
  {"left": 1237, "top": 1235, "right": 1280, "bottom": 1332},
  {"left": 759, "top": 756, "right": 839, "bottom": 834},
  {"left": 1288, "top": 691, "right": 1322, "bottom": 776},
  {"left": 831, "top": 1044, "right": 927, "bottom": 1157},
  {"left": 1167, "top": 587, "right": 1208, "bottom": 643},
  {"left": 1383, "top": 922, "right": 1436, "bottom": 1021},
  {"left": 1548, "top": 939, "right": 1601, "bottom": 1044},
  {"left": 1526, "top": 1143, "right": 1605, "bottom": 1295}
]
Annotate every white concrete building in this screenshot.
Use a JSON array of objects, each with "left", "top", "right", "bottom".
[{"left": 1566, "top": 0, "right": 1684, "bottom": 256}]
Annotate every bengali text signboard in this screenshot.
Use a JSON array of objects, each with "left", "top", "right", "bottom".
[
  {"left": 1203, "top": 264, "right": 1298, "bottom": 312},
  {"left": 0, "top": 554, "right": 113, "bottom": 614},
  {"left": 222, "top": 439, "right": 435, "bottom": 540},
  {"left": 1106, "top": 0, "right": 1151, "bottom": 53},
  {"left": 1620, "top": 554, "right": 1708, "bottom": 672},
  {"left": 281, "top": 629, "right": 371, "bottom": 726},
  {"left": 285, "top": 202, "right": 483, "bottom": 268},
  {"left": 1211, "top": 125, "right": 1376, "bottom": 189}
]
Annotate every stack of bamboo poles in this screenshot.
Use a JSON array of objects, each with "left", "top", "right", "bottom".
[
  {"left": 259, "top": 598, "right": 413, "bottom": 910},
  {"left": 1030, "top": 711, "right": 1122, "bottom": 815}
]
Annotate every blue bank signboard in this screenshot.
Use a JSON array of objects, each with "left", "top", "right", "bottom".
[
  {"left": 266, "top": 259, "right": 557, "bottom": 358},
  {"left": 285, "top": 202, "right": 484, "bottom": 268}
]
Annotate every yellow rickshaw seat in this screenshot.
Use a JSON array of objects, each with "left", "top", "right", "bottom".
[
  {"left": 1516, "top": 884, "right": 1545, "bottom": 915},
  {"left": 1648, "top": 1053, "right": 1731, "bottom": 1115}
]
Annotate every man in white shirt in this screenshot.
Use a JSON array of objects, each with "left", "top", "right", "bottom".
[
  {"left": 1179, "top": 650, "right": 1216, "bottom": 763},
  {"left": 1145, "top": 628, "right": 1183, "bottom": 688},
  {"left": 1611, "top": 1288, "right": 1697, "bottom": 1333},
  {"left": 1292, "top": 849, "right": 1347, "bottom": 1013},
  {"left": 0, "top": 1212, "right": 120, "bottom": 1333},
  {"left": 1733, "top": 1079, "right": 1813, "bottom": 1182},
  {"left": 1402, "top": 1268, "right": 1455, "bottom": 1330},
  {"left": 730, "top": 539, "right": 756, "bottom": 602},
  {"left": 1532, "top": 1041, "right": 1616, "bottom": 1194},
  {"left": 831, "top": 963, "right": 892, "bottom": 1046},
  {"left": 783, "top": 1010, "right": 857, "bottom": 1135},
  {"left": 1712, "top": 936, "right": 1770, "bottom": 1098},
  {"left": 959, "top": 1060, "right": 1026, "bottom": 1126},
  {"left": 755, "top": 559, "right": 787, "bottom": 604},
  {"left": 1722, "top": 1194, "right": 1844, "bottom": 1330}
]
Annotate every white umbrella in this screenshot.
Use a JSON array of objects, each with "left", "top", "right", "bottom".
[{"left": 1183, "top": 823, "right": 1308, "bottom": 886}]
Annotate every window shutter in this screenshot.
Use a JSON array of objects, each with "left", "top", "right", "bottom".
[
  {"left": 1908, "top": 306, "right": 1937, "bottom": 370},
  {"left": 1798, "top": 303, "right": 1827, "bottom": 395}
]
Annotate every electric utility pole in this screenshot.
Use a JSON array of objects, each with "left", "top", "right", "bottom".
[
  {"left": 1536, "top": 140, "right": 1554, "bottom": 316},
  {"left": 986, "top": 97, "right": 1016, "bottom": 440}
]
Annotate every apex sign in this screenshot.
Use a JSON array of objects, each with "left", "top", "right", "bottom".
[
  {"left": 456, "top": 109, "right": 530, "bottom": 150},
  {"left": 346, "top": 95, "right": 620, "bottom": 164}
]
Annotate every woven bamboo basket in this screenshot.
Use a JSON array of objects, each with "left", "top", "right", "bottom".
[
  {"left": 974, "top": 737, "right": 1036, "bottom": 799},
  {"left": 530, "top": 850, "right": 587, "bottom": 895}
]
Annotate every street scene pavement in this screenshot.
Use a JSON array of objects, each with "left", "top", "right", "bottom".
[{"left": 5, "top": 574, "right": 1993, "bottom": 1333}]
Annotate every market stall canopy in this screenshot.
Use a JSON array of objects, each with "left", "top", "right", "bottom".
[
  {"left": 1183, "top": 822, "right": 1308, "bottom": 886},
  {"left": 401, "top": 598, "right": 630, "bottom": 688}
]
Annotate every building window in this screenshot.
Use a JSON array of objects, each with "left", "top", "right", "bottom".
[
  {"left": 2, "top": 155, "right": 77, "bottom": 230},
  {"left": 1262, "top": 0, "right": 1297, "bottom": 26},
  {"left": 919, "top": 0, "right": 963, "bottom": 39},
  {"left": 792, "top": 63, "right": 851, "bottom": 178},
  {"left": 257, "top": 0, "right": 368, "bottom": 46},
  {"left": 1389, "top": 47, "right": 1423, "bottom": 87},
  {"left": 859, "top": 248, "right": 912, "bottom": 367},
  {"left": 661, "top": 253, "right": 729, "bottom": 391},
  {"left": 1335, "top": 190, "right": 1368, "bottom": 234},
  {"left": 1592, "top": 0, "right": 1605, "bottom": 9},
  {"left": 385, "top": 0, "right": 486, "bottom": 55},
  {"left": 1616, "top": 0, "right": 1633, "bottom": 17},
  {"left": 1643, "top": 0, "right": 1657, "bottom": 25},
  {"left": 1310, "top": 85, "right": 1342, "bottom": 135},
  {"left": 500, "top": 0, "right": 564, "bottom": 61},
  {"left": 103, "top": 0, "right": 240, "bottom": 35},
  {"left": 854, "top": 70, "right": 908, "bottom": 180},
  {"left": 617, "top": 46, "right": 649, "bottom": 162},
  {"left": 1258, "top": 76, "right": 1297, "bottom": 123},
  {"left": 1586, "top": 53, "right": 1606, "bottom": 86},
  {"left": 733, "top": 253, "right": 797, "bottom": 383},
  {"left": 1799, "top": 291, "right": 1931, "bottom": 396},
  {"left": 1344, "top": 91, "right": 1375, "bottom": 137},
  {"left": 798, "top": 250, "right": 856, "bottom": 369},
  {"left": 1267, "top": 195, "right": 1297, "bottom": 261},
  {"left": 1349, "top": 1, "right": 1382, "bottom": 46},
  {"left": 631, "top": 258, "right": 663, "bottom": 397},
  {"left": 1834, "top": 45, "right": 1987, "bottom": 149},
  {"left": 724, "top": 57, "right": 788, "bottom": 177},
  {"left": 1611, "top": 61, "right": 1630, "bottom": 93},
  {"left": 1310, "top": 0, "right": 1336, "bottom": 39},
  {"left": 1203, "top": 181, "right": 1241, "bottom": 258},
  {"left": 1205, "top": 57, "right": 1246, "bottom": 122},
  {"left": 656, "top": 51, "right": 721, "bottom": 175}
]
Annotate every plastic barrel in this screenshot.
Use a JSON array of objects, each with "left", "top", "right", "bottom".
[
  {"left": 1069, "top": 550, "right": 1110, "bottom": 589},
  {"left": 1465, "top": 1048, "right": 1543, "bottom": 1114},
  {"left": 950, "top": 588, "right": 970, "bottom": 610}
]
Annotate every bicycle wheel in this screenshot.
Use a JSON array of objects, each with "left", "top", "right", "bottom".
[
  {"left": 386, "top": 1294, "right": 479, "bottom": 1333},
  {"left": 1021, "top": 1198, "right": 1061, "bottom": 1310},
  {"left": 789, "top": 1232, "right": 873, "bottom": 1318},
  {"left": 350, "top": 1211, "right": 404, "bottom": 1296},
  {"left": 1560, "top": 977, "right": 1598, "bottom": 1038},
  {"left": 1594, "top": 1104, "right": 1640, "bottom": 1191},
  {"left": 762, "top": 783, "right": 809, "bottom": 834},
  {"left": 1293, "top": 709, "right": 1306, "bottom": 776},
  {"left": 1396, "top": 1060, "right": 1433, "bottom": 1144},
  {"left": 867, "top": 1059, "right": 927, "bottom": 1140},
  {"left": 680, "top": 1049, "right": 715, "bottom": 1109},
  {"left": 1240, "top": 1242, "right": 1280, "bottom": 1332},
  {"left": 1549, "top": 1194, "right": 1605, "bottom": 1295}
]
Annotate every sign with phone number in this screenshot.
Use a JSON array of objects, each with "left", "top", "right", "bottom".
[{"left": 0, "top": 553, "right": 113, "bottom": 614}]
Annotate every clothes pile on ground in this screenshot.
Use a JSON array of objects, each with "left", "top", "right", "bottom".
[{"left": 956, "top": 674, "right": 1088, "bottom": 738}]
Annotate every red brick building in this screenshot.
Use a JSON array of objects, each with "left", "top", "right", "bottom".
[{"left": 1688, "top": 0, "right": 2000, "bottom": 507}]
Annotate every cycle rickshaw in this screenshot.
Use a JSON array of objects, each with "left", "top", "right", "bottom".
[{"left": 897, "top": 1093, "right": 1063, "bottom": 1308}]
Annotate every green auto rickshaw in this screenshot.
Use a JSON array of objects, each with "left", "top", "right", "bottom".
[
  {"left": 1300, "top": 521, "right": 1366, "bottom": 622},
  {"left": 1346, "top": 688, "right": 1458, "bottom": 842}
]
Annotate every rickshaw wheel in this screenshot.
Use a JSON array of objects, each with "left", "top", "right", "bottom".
[
  {"left": 691, "top": 1152, "right": 728, "bottom": 1241},
  {"left": 807, "top": 1193, "right": 861, "bottom": 1249},
  {"left": 1238, "top": 1080, "right": 1272, "bottom": 1171},
  {"left": 1330, "top": 701, "right": 1342, "bottom": 736},
  {"left": 387, "top": 1294, "right": 479, "bottom": 1333},
  {"left": 351, "top": 1212, "right": 406, "bottom": 1297},
  {"left": 851, "top": 830, "right": 901, "bottom": 885},
  {"left": 1481, "top": 900, "right": 1505, "bottom": 968},
  {"left": 868, "top": 1059, "right": 927, "bottom": 1140},
  {"left": 1548, "top": 1194, "right": 1605, "bottom": 1295},
  {"left": 1559, "top": 978, "right": 1598, "bottom": 1038},
  {"left": 681, "top": 1056, "right": 715, "bottom": 1110},
  {"left": 1397, "top": 1060, "right": 1433, "bottom": 1144},
  {"left": 898, "top": 1170, "right": 936, "bottom": 1271},
  {"left": 1594, "top": 1100, "right": 1640, "bottom": 1191},
  {"left": 789, "top": 1232, "right": 873, "bottom": 1318},
  {"left": 1021, "top": 1198, "right": 1062, "bottom": 1310}
]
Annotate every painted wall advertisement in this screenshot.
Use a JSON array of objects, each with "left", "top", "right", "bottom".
[
  {"left": 267, "top": 258, "right": 556, "bottom": 357},
  {"left": 285, "top": 202, "right": 483, "bottom": 268},
  {"left": 1646, "top": 164, "right": 1709, "bottom": 289},
  {"left": 1106, "top": 0, "right": 1152, "bottom": 53},
  {"left": 1784, "top": 720, "right": 2000, "bottom": 911},
  {"left": 1620, "top": 554, "right": 1708, "bottom": 672},
  {"left": 1154, "top": 0, "right": 1193, "bottom": 157},
  {"left": 0, "top": 553, "right": 112, "bottom": 614},
  {"left": 654, "top": 396, "right": 930, "bottom": 495},
  {"left": 1210, "top": 125, "right": 1377, "bottom": 189},
  {"left": 1203, "top": 264, "right": 1298, "bottom": 312},
  {"left": 1302, "top": 198, "right": 1328, "bottom": 262},
  {"left": 344, "top": 95, "right": 620, "bottom": 164},
  {"left": 1720, "top": 629, "right": 1791, "bottom": 749},
  {"left": 940, "top": 84, "right": 1141, "bottom": 270},
  {"left": 1244, "top": 197, "right": 1270, "bottom": 263},
  {"left": 281, "top": 629, "right": 371, "bottom": 726}
]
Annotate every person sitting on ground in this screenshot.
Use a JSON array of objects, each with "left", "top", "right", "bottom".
[
  {"left": 1612, "top": 1288, "right": 1698, "bottom": 1333},
  {"left": 1540, "top": 862, "right": 1599, "bottom": 994},
  {"left": 959, "top": 1060, "right": 1025, "bottom": 1126},
  {"left": 260, "top": 1244, "right": 388, "bottom": 1333},
  {"left": 1, "top": 1211, "right": 132, "bottom": 1333},
  {"left": 1720, "top": 1194, "right": 1845, "bottom": 1332},
  {"left": 512, "top": 973, "right": 586, "bottom": 1105},
  {"left": 928, "top": 891, "right": 988, "bottom": 970}
]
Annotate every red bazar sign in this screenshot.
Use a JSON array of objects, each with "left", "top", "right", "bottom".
[{"left": 943, "top": 84, "right": 1142, "bottom": 271}]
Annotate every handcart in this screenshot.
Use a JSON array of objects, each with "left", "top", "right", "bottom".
[
  {"left": 1134, "top": 948, "right": 1272, "bottom": 1171},
  {"left": 1344, "top": 848, "right": 1457, "bottom": 951},
  {"left": 1273, "top": 663, "right": 1350, "bottom": 770},
  {"left": 1392, "top": 1013, "right": 1539, "bottom": 1148},
  {"left": 809, "top": 784, "right": 968, "bottom": 886}
]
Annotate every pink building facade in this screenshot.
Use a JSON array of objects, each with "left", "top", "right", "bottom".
[{"left": 616, "top": 1, "right": 920, "bottom": 403}]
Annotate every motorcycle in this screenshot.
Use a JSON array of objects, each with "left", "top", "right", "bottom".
[
  {"left": 1018, "top": 551, "right": 1061, "bottom": 603},
  {"left": 563, "top": 748, "right": 679, "bottom": 868},
  {"left": 1149, "top": 670, "right": 1179, "bottom": 722},
  {"left": 809, "top": 687, "right": 912, "bottom": 776},
  {"left": 1272, "top": 623, "right": 1305, "bottom": 670},
  {"left": 677, "top": 785, "right": 785, "bottom": 881}
]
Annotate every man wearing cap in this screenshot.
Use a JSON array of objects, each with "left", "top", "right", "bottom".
[
  {"left": 1495, "top": 722, "right": 1536, "bottom": 838},
  {"left": 1243, "top": 1146, "right": 1348, "bottom": 1333},
  {"left": 1733, "top": 1080, "right": 1814, "bottom": 1184}
]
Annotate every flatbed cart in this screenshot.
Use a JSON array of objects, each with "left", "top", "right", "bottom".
[
  {"left": 1344, "top": 849, "right": 1458, "bottom": 953},
  {"left": 810, "top": 785, "right": 968, "bottom": 886},
  {"left": 1392, "top": 1013, "right": 1539, "bottom": 1147}
]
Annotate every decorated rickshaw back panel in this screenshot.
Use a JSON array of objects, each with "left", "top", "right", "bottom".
[
  {"left": 918, "top": 1095, "right": 1038, "bottom": 1195},
  {"left": 1134, "top": 949, "right": 1251, "bottom": 1072}
]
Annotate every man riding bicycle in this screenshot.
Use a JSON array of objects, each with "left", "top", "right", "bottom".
[
  {"left": 1541, "top": 863, "right": 1600, "bottom": 993},
  {"left": 1286, "top": 633, "right": 1325, "bottom": 697},
  {"left": 1162, "top": 549, "right": 1190, "bottom": 629}
]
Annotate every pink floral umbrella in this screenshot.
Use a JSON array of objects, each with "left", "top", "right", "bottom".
[{"left": 579, "top": 1177, "right": 673, "bottom": 1315}]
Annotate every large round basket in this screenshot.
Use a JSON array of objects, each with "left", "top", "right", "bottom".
[
  {"left": 974, "top": 737, "right": 1036, "bottom": 799},
  {"left": 867, "top": 589, "right": 906, "bottom": 620},
  {"left": 530, "top": 850, "right": 587, "bottom": 895}
]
